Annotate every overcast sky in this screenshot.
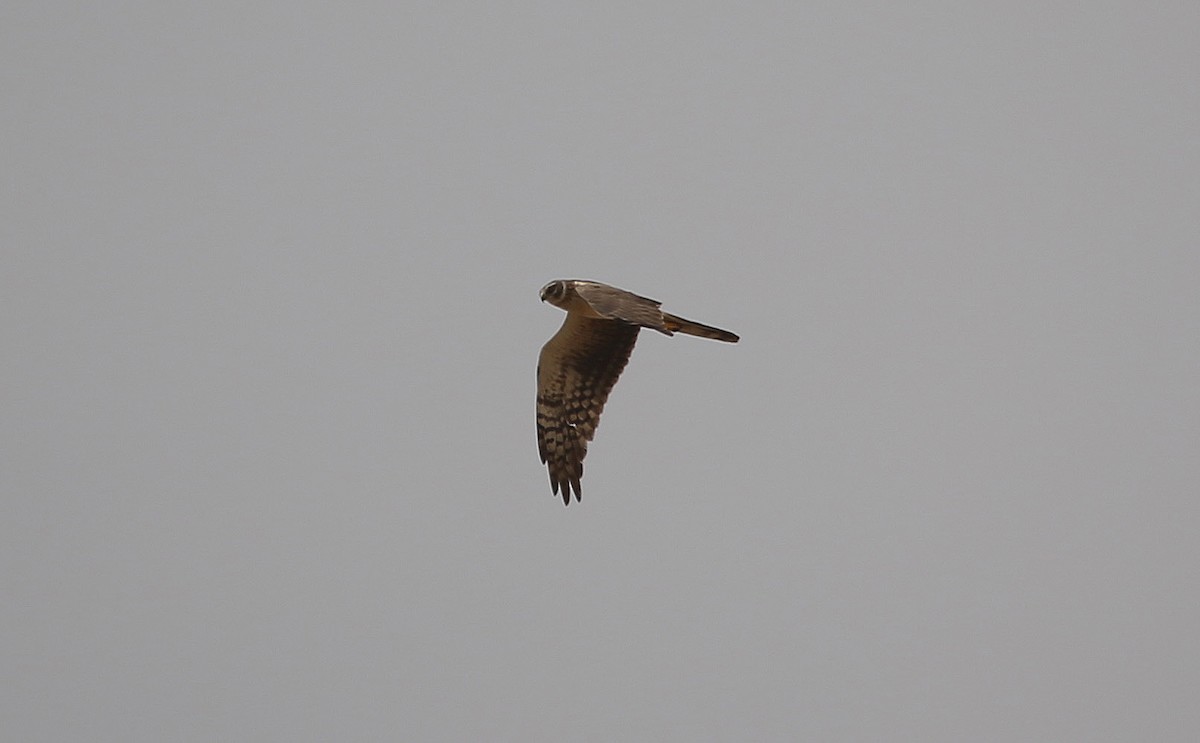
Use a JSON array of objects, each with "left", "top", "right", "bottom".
[{"left": 4, "top": 2, "right": 1198, "bottom": 741}]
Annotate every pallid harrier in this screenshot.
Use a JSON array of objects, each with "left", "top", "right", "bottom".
[{"left": 537, "top": 279, "right": 738, "bottom": 505}]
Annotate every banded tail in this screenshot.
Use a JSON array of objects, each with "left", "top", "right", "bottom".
[{"left": 661, "top": 312, "right": 740, "bottom": 343}]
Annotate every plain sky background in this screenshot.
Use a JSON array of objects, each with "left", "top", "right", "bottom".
[{"left": 4, "top": 2, "right": 1198, "bottom": 741}]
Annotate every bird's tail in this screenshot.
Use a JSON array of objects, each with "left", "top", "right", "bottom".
[{"left": 661, "top": 312, "right": 739, "bottom": 343}]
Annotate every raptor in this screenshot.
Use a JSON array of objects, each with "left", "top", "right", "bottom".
[{"left": 536, "top": 279, "right": 738, "bottom": 505}]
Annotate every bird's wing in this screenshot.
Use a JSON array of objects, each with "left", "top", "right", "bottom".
[
  {"left": 575, "top": 281, "right": 739, "bottom": 341},
  {"left": 536, "top": 311, "right": 640, "bottom": 504},
  {"left": 572, "top": 282, "right": 667, "bottom": 330}
]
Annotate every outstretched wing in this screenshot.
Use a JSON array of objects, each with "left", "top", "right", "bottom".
[
  {"left": 576, "top": 281, "right": 740, "bottom": 342},
  {"left": 572, "top": 282, "right": 668, "bottom": 331},
  {"left": 536, "top": 311, "right": 640, "bottom": 505}
]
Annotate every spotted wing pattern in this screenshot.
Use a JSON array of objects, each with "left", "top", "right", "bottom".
[{"left": 536, "top": 312, "right": 640, "bottom": 505}]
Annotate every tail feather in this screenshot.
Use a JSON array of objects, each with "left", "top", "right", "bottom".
[{"left": 661, "top": 312, "right": 739, "bottom": 343}]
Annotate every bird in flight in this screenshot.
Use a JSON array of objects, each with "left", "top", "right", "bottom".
[{"left": 536, "top": 279, "right": 738, "bottom": 505}]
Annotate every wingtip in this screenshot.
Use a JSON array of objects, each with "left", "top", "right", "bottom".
[
  {"left": 550, "top": 473, "right": 584, "bottom": 506},
  {"left": 562, "top": 481, "right": 581, "bottom": 506}
]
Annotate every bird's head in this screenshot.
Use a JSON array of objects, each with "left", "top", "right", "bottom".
[{"left": 540, "top": 280, "right": 569, "bottom": 307}]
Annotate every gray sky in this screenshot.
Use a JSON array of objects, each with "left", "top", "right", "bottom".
[{"left": 4, "top": 2, "right": 1198, "bottom": 741}]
